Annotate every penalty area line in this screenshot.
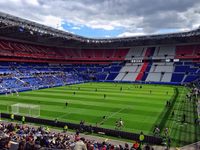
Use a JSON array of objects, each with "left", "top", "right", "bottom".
[{"left": 98, "top": 107, "right": 127, "bottom": 126}]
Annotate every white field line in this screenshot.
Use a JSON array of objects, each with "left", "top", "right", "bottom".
[{"left": 98, "top": 107, "right": 127, "bottom": 125}]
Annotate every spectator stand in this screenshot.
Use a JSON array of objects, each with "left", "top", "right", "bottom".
[{"left": 0, "top": 112, "right": 163, "bottom": 146}]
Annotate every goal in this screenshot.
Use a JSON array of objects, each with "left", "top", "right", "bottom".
[{"left": 11, "top": 103, "right": 40, "bottom": 118}]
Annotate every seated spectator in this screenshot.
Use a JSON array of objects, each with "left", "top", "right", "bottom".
[
  {"left": 74, "top": 137, "right": 87, "bottom": 150},
  {"left": 132, "top": 141, "right": 139, "bottom": 149},
  {"left": 0, "top": 122, "right": 155, "bottom": 150},
  {"left": 124, "top": 143, "right": 129, "bottom": 150}
]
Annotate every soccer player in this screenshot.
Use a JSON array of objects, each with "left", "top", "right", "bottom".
[
  {"left": 164, "top": 128, "right": 169, "bottom": 137},
  {"left": 168, "top": 101, "right": 171, "bottom": 107},
  {"left": 104, "top": 94, "right": 106, "bottom": 99},
  {"left": 115, "top": 118, "right": 123, "bottom": 130},
  {"left": 54, "top": 118, "right": 58, "bottom": 124},
  {"left": 65, "top": 102, "right": 68, "bottom": 107},
  {"left": 166, "top": 101, "right": 168, "bottom": 107},
  {"left": 10, "top": 90, "right": 13, "bottom": 96},
  {"left": 118, "top": 118, "right": 124, "bottom": 129},
  {"left": 182, "top": 114, "right": 186, "bottom": 123},
  {"left": 16, "top": 91, "right": 19, "bottom": 96},
  {"left": 153, "top": 125, "right": 160, "bottom": 136},
  {"left": 171, "top": 111, "right": 174, "bottom": 117}
]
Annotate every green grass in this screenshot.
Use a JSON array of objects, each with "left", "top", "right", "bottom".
[{"left": 0, "top": 82, "right": 199, "bottom": 147}]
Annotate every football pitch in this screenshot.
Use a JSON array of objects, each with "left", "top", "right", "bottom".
[{"left": 0, "top": 82, "right": 199, "bottom": 146}]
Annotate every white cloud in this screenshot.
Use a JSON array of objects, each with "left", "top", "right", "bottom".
[
  {"left": 40, "top": 15, "right": 65, "bottom": 31},
  {"left": 71, "top": 26, "right": 81, "bottom": 30},
  {"left": 89, "top": 24, "right": 115, "bottom": 30},
  {"left": 118, "top": 32, "right": 145, "bottom": 37},
  {"left": 25, "top": 0, "right": 39, "bottom": 6}
]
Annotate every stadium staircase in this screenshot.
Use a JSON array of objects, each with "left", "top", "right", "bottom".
[
  {"left": 121, "top": 72, "right": 127, "bottom": 81},
  {"left": 14, "top": 77, "right": 25, "bottom": 84},
  {"left": 135, "top": 62, "right": 149, "bottom": 81},
  {"left": 135, "top": 47, "right": 155, "bottom": 81},
  {"left": 159, "top": 72, "right": 164, "bottom": 82}
]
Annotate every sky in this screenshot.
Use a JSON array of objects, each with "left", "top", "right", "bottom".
[{"left": 0, "top": 0, "right": 200, "bottom": 38}]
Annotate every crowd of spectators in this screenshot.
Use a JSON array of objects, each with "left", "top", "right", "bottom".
[{"left": 0, "top": 122, "right": 153, "bottom": 150}]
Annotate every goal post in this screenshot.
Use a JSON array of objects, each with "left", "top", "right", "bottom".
[{"left": 11, "top": 103, "right": 40, "bottom": 118}]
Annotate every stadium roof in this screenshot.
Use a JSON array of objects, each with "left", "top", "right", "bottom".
[{"left": 1, "top": 12, "right": 200, "bottom": 48}]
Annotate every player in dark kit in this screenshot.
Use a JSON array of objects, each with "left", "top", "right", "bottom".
[
  {"left": 65, "top": 102, "right": 68, "bottom": 107},
  {"left": 182, "top": 114, "right": 186, "bottom": 123},
  {"left": 120, "top": 87, "right": 122, "bottom": 91},
  {"left": 171, "top": 110, "right": 174, "bottom": 117}
]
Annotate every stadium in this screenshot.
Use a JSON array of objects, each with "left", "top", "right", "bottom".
[{"left": 0, "top": 1, "right": 199, "bottom": 150}]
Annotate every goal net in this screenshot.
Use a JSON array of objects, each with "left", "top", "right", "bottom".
[{"left": 11, "top": 103, "right": 40, "bottom": 118}]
